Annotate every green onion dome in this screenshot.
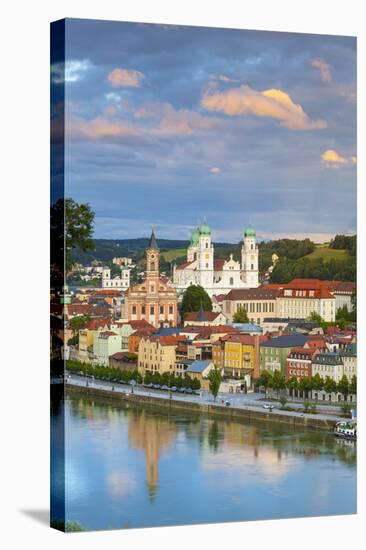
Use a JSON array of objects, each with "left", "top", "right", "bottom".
[
  {"left": 244, "top": 225, "right": 256, "bottom": 238},
  {"left": 199, "top": 222, "right": 211, "bottom": 235},
  {"left": 191, "top": 228, "right": 200, "bottom": 245}
]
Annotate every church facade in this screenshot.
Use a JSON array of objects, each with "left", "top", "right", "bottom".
[
  {"left": 173, "top": 223, "right": 259, "bottom": 297},
  {"left": 124, "top": 229, "right": 178, "bottom": 328}
]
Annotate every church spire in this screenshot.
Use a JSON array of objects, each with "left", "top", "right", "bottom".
[{"left": 148, "top": 226, "right": 159, "bottom": 250}]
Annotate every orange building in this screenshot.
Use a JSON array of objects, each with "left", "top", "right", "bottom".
[{"left": 125, "top": 229, "right": 178, "bottom": 328}]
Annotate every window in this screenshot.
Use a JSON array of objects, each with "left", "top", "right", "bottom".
[
  {"left": 169, "top": 305, "right": 173, "bottom": 314},
  {"left": 206, "top": 242, "right": 208, "bottom": 248},
  {"left": 132, "top": 306, "right": 136, "bottom": 315},
  {"left": 206, "top": 263, "right": 209, "bottom": 268},
  {"left": 150, "top": 261, "right": 155, "bottom": 271},
  {"left": 230, "top": 277, "right": 234, "bottom": 285},
  {"left": 141, "top": 306, "right": 145, "bottom": 315},
  {"left": 150, "top": 306, "right": 154, "bottom": 315},
  {"left": 251, "top": 264, "right": 254, "bottom": 270},
  {"left": 150, "top": 284, "right": 155, "bottom": 293},
  {"left": 160, "top": 305, "right": 164, "bottom": 314}
]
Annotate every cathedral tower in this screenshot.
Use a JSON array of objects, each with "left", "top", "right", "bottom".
[
  {"left": 197, "top": 221, "right": 214, "bottom": 288},
  {"left": 241, "top": 225, "right": 259, "bottom": 288}
]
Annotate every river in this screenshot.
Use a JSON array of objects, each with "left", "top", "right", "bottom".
[{"left": 51, "top": 390, "right": 356, "bottom": 531}]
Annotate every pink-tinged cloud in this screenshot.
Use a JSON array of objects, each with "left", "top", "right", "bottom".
[
  {"left": 210, "top": 167, "right": 221, "bottom": 173},
  {"left": 311, "top": 58, "right": 332, "bottom": 83},
  {"left": 201, "top": 85, "right": 327, "bottom": 130},
  {"left": 321, "top": 149, "right": 356, "bottom": 168},
  {"left": 66, "top": 116, "right": 141, "bottom": 140},
  {"left": 107, "top": 68, "right": 144, "bottom": 87},
  {"left": 140, "top": 103, "right": 221, "bottom": 136}
]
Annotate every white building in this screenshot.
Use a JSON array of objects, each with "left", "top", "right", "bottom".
[
  {"left": 93, "top": 330, "right": 122, "bottom": 366},
  {"left": 173, "top": 223, "right": 259, "bottom": 297},
  {"left": 102, "top": 266, "right": 130, "bottom": 290},
  {"left": 276, "top": 280, "right": 336, "bottom": 322}
]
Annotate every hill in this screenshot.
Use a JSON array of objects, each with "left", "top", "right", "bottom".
[{"left": 304, "top": 247, "right": 348, "bottom": 262}]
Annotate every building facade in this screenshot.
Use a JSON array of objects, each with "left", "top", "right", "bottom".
[
  {"left": 173, "top": 223, "right": 259, "bottom": 296},
  {"left": 124, "top": 230, "right": 178, "bottom": 328},
  {"left": 102, "top": 266, "right": 130, "bottom": 289},
  {"left": 275, "top": 279, "right": 336, "bottom": 322},
  {"left": 223, "top": 287, "right": 278, "bottom": 325},
  {"left": 137, "top": 335, "right": 179, "bottom": 376}
]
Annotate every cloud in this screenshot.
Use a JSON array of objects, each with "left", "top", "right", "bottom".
[
  {"left": 311, "top": 58, "right": 332, "bottom": 83},
  {"left": 210, "top": 167, "right": 221, "bottom": 173},
  {"left": 66, "top": 116, "right": 141, "bottom": 140},
  {"left": 134, "top": 102, "right": 221, "bottom": 136},
  {"left": 51, "top": 59, "right": 92, "bottom": 84},
  {"left": 321, "top": 149, "right": 356, "bottom": 168},
  {"left": 201, "top": 85, "right": 327, "bottom": 130},
  {"left": 107, "top": 68, "right": 144, "bottom": 87}
]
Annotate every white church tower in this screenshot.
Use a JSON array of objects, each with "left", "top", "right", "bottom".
[
  {"left": 241, "top": 225, "right": 259, "bottom": 288},
  {"left": 197, "top": 222, "right": 214, "bottom": 288}
]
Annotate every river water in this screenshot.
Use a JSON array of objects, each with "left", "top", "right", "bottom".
[{"left": 51, "top": 391, "right": 356, "bottom": 531}]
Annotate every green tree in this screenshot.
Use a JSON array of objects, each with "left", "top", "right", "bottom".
[
  {"left": 298, "top": 376, "right": 313, "bottom": 399},
  {"left": 286, "top": 376, "right": 298, "bottom": 397},
  {"left": 311, "top": 373, "right": 324, "bottom": 391},
  {"left": 279, "top": 395, "right": 288, "bottom": 408},
  {"left": 51, "top": 198, "right": 95, "bottom": 272},
  {"left": 208, "top": 366, "right": 222, "bottom": 401},
  {"left": 180, "top": 285, "right": 212, "bottom": 319},
  {"left": 257, "top": 370, "right": 273, "bottom": 396},
  {"left": 272, "top": 370, "right": 286, "bottom": 398},
  {"left": 303, "top": 400, "right": 311, "bottom": 413},
  {"left": 69, "top": 314, "right": 90, "bottom": 335},
  {"left": 233, "top": 305, "right": 249, "bottom": 323},
  {"left": 309, "top": 312, "right": 323, "bottom": 324},
  {"left": 350, "top": 375, "right": 357, "bottom": 395},
  {"left": 338, "top": 375, "right": 349, "bottom": 401},
  {"left": 324, "top": 376, "right": 337, "bottom": 395}
]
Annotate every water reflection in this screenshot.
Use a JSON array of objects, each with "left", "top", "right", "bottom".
[{"left": 54, "top": 392, "right": 356, "bottom": 530}]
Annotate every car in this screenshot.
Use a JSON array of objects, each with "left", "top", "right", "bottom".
[
  {"left": 178, "top": 387, "right": 185, "bottom": 393},
  {"left": 161, "top": 385, "right": 169, "bottom": 391},
  {"left": 185, "top": 388, "right": 193, "bottom": 394},
  {"left": 153, "top": 384, "right": 161, "bottom": 389},
  {"left": 170, "top": 386, "right": 177, "bottom": 392},
  {"left": 225, "top": 400, "right": 231, "bottom": 406},
  {"left": 262, "top": 404, "right": 274, "bottom": 410}
]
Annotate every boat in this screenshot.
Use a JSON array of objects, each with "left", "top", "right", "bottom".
[{"left": 334, "top": 420, "right": 357, "bottom": 440}]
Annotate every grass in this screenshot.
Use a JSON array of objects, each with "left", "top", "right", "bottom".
[
  {"left": 161, "top": 248, "right": 187, "bottom": 262},
  {"left": 304, "top": 246, "right": 348, "bottom": 263}
]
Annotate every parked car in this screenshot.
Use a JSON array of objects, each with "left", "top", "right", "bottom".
[
  {"left": 153, "top": 384, "right": 161, "bottom": 389},
  {"left": 225, "top": 400, "right": 231, "bottom": 406},
  {"left": 262, "top": 404, "right": 274, "bottom": 410},
  {"left": 170, "top": 386, "right": 177, "bottom": 392},
  {"left": 161, "top": 385, "right": 169, "bottom": 391},
  {"left": 185, "top": 388, "right": 193, "bottom": 394}
]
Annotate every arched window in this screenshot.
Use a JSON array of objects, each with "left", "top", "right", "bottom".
[
  {"left": 150, "top": 261, "right": 155, "bottom": 271},
  {"left": 230, "top": 277, "right": 234, "bottom": 285}
]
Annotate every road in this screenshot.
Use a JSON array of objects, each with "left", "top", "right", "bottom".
[{"left": 65, "top": 373, "right": 345, "bottom": 423}]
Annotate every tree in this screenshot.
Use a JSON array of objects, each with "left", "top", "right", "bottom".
[
  {"left": 286, "top": 376, "right": 298, "bottom": 396},
  {"left": 69, "top": 314, "right": 90, "bottom": 335},
  {"left": 279, "top": 395, "right": 287, "bottom": 408},
  {"left": 257, "top": 370, "right": 273, "bottom": 396},
  {"left": 233, "top": 305, "right": 249, "bottom": 323},
  {"left": 298, "top": 376, "right": 313, "bottom": 399},
  {"left": 324, "top": 376, "right": 337, "bottom": 395},
  {"left": 350, "top": 375, "right": 357, "bottom": 395},
  {"left": 311, "top": 373, "right": 324, "bottom": 391},
  {"left": 272, "top": 370, "right": 286, "bottom": 398},
  {"left": 309, "top": 312, "right": 323, "bottom": 324},
  {"left": 338, "top": 375, "right": 349, "bottom": 401},
  {"left": 208, "top": 366, "right": 222, "bottom": 401},
  {"left": 180, "top": 285, "right": 212, "bottom": 319},
  {"left": 51, "top": 198, "right": 95, "bottom": 272}
]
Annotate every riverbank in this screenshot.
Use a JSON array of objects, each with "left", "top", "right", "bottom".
[{"left": 65, "top": 382, "right": 340, "bottom": 431}]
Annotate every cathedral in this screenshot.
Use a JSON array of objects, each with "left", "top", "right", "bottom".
[{"left": 173, "top": 223, "right": 259, "bottom": 297}]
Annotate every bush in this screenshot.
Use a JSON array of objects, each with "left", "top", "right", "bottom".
[{"left": 279, "top": 395, "right": 287, "bottom": 408}]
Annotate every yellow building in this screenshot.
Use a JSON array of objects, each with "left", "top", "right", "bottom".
[
  {"left": 213, "top": 333, "right": 260, "bottom": 381},
  {"left": 138, "top": 335, "right": 179, "bottom": 376}
]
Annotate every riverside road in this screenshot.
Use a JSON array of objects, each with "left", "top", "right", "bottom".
[{"left": 64, "top": 373, "right": 347, "bottom": 423}]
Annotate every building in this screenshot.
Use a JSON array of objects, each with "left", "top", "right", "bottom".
[
  {"left": 102, "top": 266, "right": 130, "bottom": 289},
  {"left": 186, "top": 360, "right": 215, "bottom": 390},
  {"left": 138, "top": 335, "right": 182, "bottom": 376},
  {"left": 332, "top": 282, "right": 356, "bottom": 312},
  {"left": 113, "top": 257, "right": 133, "bottom": 266},
  {"left": 109, "top": 352, "right": 137, "bottom": 370},
  {"left": 93, "top": 330, "right": 122, "bottom": 366},
  {"left": 124, "top": 229, "right": 178, "bottom": 328},
  {"left": 339, "top": 343, "right": 357, "bottom": 381},
  {"left": 213, "top": 332, "right": 265, "bottom": 382},
  {"left": 183, "top": 307, "right": 227, "bottom": 327},
  {"left": 275, "top": 279, "right": 336, "bottom": 322},
  {"left": 286, "top": 347, "right": 318, "bottom": 380},
  {"left": 78, "top": 318, "right": 112, "bottom": 362},
  {"left": 173, "top": 223, "right": 259, "bottom": 297},
  {"left": 260, "top": 334, "right": 308, "bottom": 375},
  {"left": 223, "top": 287, "right": 279, "bottom": 325},
  {"left": 311, "top": 352, "right": 345, "bottom": 383}
]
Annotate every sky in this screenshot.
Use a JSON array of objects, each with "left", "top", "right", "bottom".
[{"left": 53, "top": 19, "right": 357, "bottom": 243}]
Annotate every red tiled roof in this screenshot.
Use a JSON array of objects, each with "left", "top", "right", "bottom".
[
  {"left": 184, "top": 311, "right": 222, "bottom": 321},
  {"left": 333, "top": 281, "right": 356, "bottom": 294},
  {"left": 225, "top": 288, "right": 280, "bottom": 301},
  {"left": 99, "top": 331, "right": 118, "bottom": 338},
  {"left": 86, "top": 318, "right": 111, "bottom": 330}
]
